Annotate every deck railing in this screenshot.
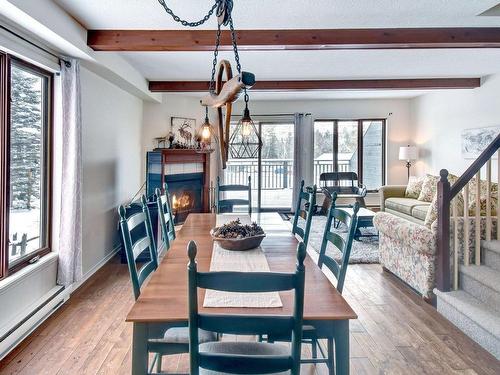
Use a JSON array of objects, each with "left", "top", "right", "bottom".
[
  {"left": 436, "top": 133, "right": 500, "bottom": 292},
  {"left": 225, "top": 159, "right": 351, "bottom": 190}
]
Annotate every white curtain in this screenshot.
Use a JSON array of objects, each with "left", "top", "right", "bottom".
[
  {"left": 292, "top": 113, "right": 313, "bottom": 210},
  {"left": 56, "top": 59, "right": 82, "bottom": 286}
]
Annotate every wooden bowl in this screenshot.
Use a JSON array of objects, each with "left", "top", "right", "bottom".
[{"left": 210, "top": 230, "right": 266, "bottom": 251}]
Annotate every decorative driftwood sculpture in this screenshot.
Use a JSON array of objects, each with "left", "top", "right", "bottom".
[{"left": 201, "top": 60, "right": 255, "bottom": 169}]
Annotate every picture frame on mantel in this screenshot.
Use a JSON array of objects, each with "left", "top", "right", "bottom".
[
  {"left": 171, "top": 117, "right": 197, "bottom": 147},
  {"left": 462, "top": 125, "right": 500, "bottom": 159}
]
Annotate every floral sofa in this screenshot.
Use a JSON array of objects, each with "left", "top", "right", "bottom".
[
  {"left": 375, "top": 174, "right": 498, "bottom": 300},
  {"left": 373, "top": 212, "right": 436, "bottom": 299}
]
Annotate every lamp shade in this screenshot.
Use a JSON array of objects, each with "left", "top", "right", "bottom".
[{"left": 399, "top": 145, "right": 418, "bottom": 161}]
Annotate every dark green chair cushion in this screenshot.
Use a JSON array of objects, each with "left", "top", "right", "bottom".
[
  {"left": 199, "top": 341, "right": 290, "bottom": 375},
  {"left": 150, "top": 328, "right": 216, "bottom": 345}
]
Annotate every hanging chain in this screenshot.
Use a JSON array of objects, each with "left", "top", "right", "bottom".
[
  {"left": 157, "top": 0, "right": 219, "bottom": 27},
  {"left": 228, "top": 17, "right": 242, "bottom": 75},
  {"left": 209, "top": 26, "right": 222, "bottom": 94},
  {"left": 157, "top": 0, "right": 244, "bottom": 99}
]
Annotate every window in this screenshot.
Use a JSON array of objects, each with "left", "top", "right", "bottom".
[
  {"left": 314, "top": 119, "right": 386, "bottom": 191},
  {"left": 0, "top": 53, "right": 53, "bottom": 279}
]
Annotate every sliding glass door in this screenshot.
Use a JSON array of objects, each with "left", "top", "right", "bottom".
[
  {"left": 224, "top": 121, "right": 295, "bottom": 212},
  {"left": 260, "top": 122, "right": 294, "bottom": 210}
]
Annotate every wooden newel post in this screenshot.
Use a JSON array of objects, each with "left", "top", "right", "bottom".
[{"left": 436, "top": 169, "right": 451, "bottom": 292}]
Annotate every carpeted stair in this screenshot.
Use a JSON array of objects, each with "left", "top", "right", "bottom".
[{"left": 435, "top": 240, "right": 500, "bottom": 360}]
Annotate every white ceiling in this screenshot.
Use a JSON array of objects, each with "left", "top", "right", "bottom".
[
  {"left": 52, "top": 0, "right": 500, "bottom": 100},
  {"left": 122, "top": 49, "right": 500, "bottom": 81},
  {"left": 55, "top": 0, "right": 500, "bottom": 29}
]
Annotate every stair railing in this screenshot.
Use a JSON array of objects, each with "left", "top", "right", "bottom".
[{"left": 436, "top": 133, "right": 500, "bottom": 292}]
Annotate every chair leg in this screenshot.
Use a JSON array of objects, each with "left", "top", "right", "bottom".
[
  {"left": 156, "top": 354, "right": 162, "bottom": 373},
  {"left": 327, "top": 338, "right": 334, "bottom": 375},
  {"left": 311, "top": 338, "right": 318, "bottom": 359}
]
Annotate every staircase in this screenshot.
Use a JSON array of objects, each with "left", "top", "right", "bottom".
[
  {"left": 435, "top": 133, "right": 500, "bottom": 360},
  {"left": 435, "top": 240, "right": 500, "bottom": 359}
]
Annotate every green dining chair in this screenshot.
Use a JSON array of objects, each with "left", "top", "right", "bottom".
[
  {"left": 216, "top": 175, "right": 252, "bottom": 214},
  {"left": 187, "top": 240, "right": 306, "bottom": 375},
  {"left": 268, "top": 192, "right": 359, "bottom": 374},
  {"left": 291, "top": 180, "right": 317, "bottom": 246},
  {"left": 155, "top": 185, "right": 176, "bottom": 255},
  {"left": 306, "top": 192, "right": 360, "bottom": 371},
  {"left": 119, "top": 196, "right": 216, "bottom": 374}
]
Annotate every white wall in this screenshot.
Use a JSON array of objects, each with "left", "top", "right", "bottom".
[
  {"left": 412, "top": 75, "right": 500, "bottom": 178},
  {"left": 142, "top": 94, "right": 223, "bottom": 181},
  {"left": 80, "top": 67, "right": 143, "bottom": 274}
]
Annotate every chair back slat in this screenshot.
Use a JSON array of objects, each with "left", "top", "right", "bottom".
[
  {"left": 318, "top": 192, "right": 359, "bottom": 293},
  {"left": 137, "top": 261, "right": 157, "bottom": 287},
  {"left": 155, "top": 186, "right": 176, "bottom": 254},
  {"left": 330, "top": 208, "right": 353, "bottom": 227},
  {"left": 127, "top": 212, "right": 146, "bottom": 231},
  {"left": 118, "top": 195, "right": 158, "bottom": 300},
  {"left": 326, "top": 231, "right": 346, "bottom": 253},
  {"left": 320, "top": 172, "right": 358, "bottom": 186},
  {"left": 293, "top": 226, "right": 305, "bottom": 240},
  {"left": 198, "top": 271, "right": 297, "bottom": 293},
  {"left": 218, "top": 184, "right": 250, "bottom": 192},
  {"left": 198, "top": 353, "right": 292, "bottom": 375},
  {"left": 198, "top": 315, "right": 293, "bottom": 336},
  {"left": 132, "top": 236, "right": 151, "bottom": 260},
  {"left": 188, "top": 241, "right": 306, "bottom": 375},
  {"left": 216, "top": 176, "right": 252, "bottom": 214},
  {"left": 321, "top": 256, "right": 341, "bottom": 279},
  {"left": 292, "top": 180, "right": 316, "bottom": 246}
]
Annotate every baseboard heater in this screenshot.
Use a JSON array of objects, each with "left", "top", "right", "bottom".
[{"left": 0, "top": 285, "right": 66, "bottom": 359}]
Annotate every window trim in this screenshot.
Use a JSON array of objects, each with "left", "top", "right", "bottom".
[
  {"left": 314, "top": 118, "right": 387, "bottom": 192},
  {"left": 0, "top": 53, "right": 54, "bottom": 279}
]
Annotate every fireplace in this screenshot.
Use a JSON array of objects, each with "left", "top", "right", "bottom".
[
  {"left": 146, "top": 149, "right": 211, "bottom": 225},
  {"left": 166, "top": 172, "right": 204, "bottom": 224}
]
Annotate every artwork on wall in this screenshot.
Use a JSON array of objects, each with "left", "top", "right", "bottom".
[
  {"left": 461, "top": 125, "right": 500, "bottom": 159},
  {"left": 170, "top": 117, "right": 197, "bottom": 148}
]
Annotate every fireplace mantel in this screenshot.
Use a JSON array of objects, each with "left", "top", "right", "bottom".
[
  {"left": 153, "top": 148, "right": 211, "bottom": 214},
  {"left": 153, "top": 148, "right": 212, "bottom": 164}
]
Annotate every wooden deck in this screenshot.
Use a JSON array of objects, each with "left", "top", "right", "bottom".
[{"left": 1, "top": 257, "right": 499, "bottom": 374}]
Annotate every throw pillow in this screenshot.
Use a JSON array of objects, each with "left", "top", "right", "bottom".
[
  {"left": 417, "top": 174, "right": 439, "bottom": 202},
  {"left": 423, "top": 173, "right": 463, "bottom": 227},
  {"left": 405, "top": 175, "right": 424, "bottom": 199}
]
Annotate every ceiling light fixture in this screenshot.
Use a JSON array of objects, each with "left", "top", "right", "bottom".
[{"left": 158, "top": 0, "right": 261, "bottom": 167}]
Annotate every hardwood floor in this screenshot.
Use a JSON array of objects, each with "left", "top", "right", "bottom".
[{"left": 1, "top": 256, "right": 499, "bottom": 375}]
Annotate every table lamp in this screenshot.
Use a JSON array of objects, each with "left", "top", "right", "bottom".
[{"left": 399, "top": 145, "right": 418, "bottom": 180}]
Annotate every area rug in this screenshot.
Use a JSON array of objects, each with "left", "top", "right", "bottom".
[{"left": 298, "top": 216, "right": 380, "bottom": 264}]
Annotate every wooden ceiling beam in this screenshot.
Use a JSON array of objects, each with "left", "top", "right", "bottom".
[
  {"left": 148, "top": 78, "right": 480, "bottom": 92},
  {"left": 88, "top": 28, "right": 500, "bottom": 51}
]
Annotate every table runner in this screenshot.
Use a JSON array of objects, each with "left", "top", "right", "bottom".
[{"left": 203, "top": 214, "right": 283, "bottom": 308}]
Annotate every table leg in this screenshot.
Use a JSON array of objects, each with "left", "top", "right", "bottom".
[
  {"left": 327, "top": 337, "right": 334, "bottom": 375},
  {"left": 334, "top": 320, "right": 350, "bottom": 375},
  {"left": 132, "top": 323, "right": 148, "bottom": 375}
]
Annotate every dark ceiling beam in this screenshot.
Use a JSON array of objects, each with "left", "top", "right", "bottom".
[
  {"left": 148, "top": 78, "right": 481, "bottom": 92},
  {"left": 88, "top": 28, "right": 500, "bottom": 51}
]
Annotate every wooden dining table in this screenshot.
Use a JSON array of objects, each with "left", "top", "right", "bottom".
[{"left": 126, "top": 213, "right": 357, "bottom": 375}]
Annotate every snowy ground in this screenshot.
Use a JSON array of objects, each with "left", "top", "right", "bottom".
[{"left": 9, "top": 209, "right": 41, "bottom": 263}]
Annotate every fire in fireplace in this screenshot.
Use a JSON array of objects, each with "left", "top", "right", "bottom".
[
  {"left": 172, "top": 192, "right": 194, "bottom": 212},
  {"left": 166, "top": 172, "right": 204, "bottom": 224}
]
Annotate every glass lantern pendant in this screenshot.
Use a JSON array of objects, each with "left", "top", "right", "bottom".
[{"left": 228, "top": 93, "right": 262, "bottom": 159}]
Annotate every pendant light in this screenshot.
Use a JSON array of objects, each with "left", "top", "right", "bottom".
[
  {"left": 200, "top": 107, "right": 212, "bottom": 141},
  {"left": 228, "top": 92, "right": 262, "bottom": 159}
]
